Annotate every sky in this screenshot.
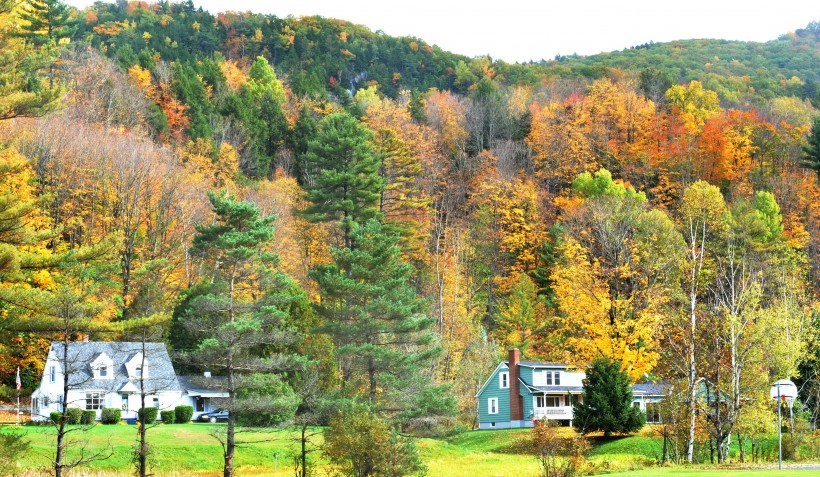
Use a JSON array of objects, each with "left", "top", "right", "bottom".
[{"left": 65, "top": 0, "right": 818, "bottom": 63}]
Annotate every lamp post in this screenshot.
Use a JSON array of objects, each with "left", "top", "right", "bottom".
[{"left": 770, "top": 379, "right": 798, "bottom": 471}]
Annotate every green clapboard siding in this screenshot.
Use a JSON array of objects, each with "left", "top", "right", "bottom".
[{"left": 477, "top": 364, "right": 510, "bottom": 423}]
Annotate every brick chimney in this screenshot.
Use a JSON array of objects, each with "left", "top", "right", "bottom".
[{"left": 509, "top": 349, "right": 523, "bottom": 421}]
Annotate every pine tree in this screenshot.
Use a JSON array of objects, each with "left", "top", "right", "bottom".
[
  {"left": 15, "top": 0, "right": 77, "bottom": 88},
  {"left": 302, "top": 112, "right": 383, "bottom": 249},
  {"left": 312, "top": 219, "right": 448, "bottom": 415},
  {"left": 801, "top": 116, "right": 820, "bottom": 179},
  {"left": 0, "top": 0, "right": 62, "bottom": 119},
  {"left": 176, "top": 190, "right": 300, "bottom": 477},
  {"left": 573, "top": 357, "right": 644, "bottom": 436}
]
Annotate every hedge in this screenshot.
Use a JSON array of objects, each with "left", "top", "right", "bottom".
[
  {"left": 174, "top": 406, "right": 193, "bottom": 423},
  {"left": 101, "top": 408, "right": 121, "bottom": 424},
  {"left": 50, "top": 412, "right": 62, "bottom": 424},
  {"left": 160, "top": 410, "right": 175, "bottom": 423},
  {"left": 65, "top": 408, "right": 83, "bottom": 425},
  {"left": 138, "top": 407, "right": 158, "bottom": 423},
  {"left": 81, "top": 410, "right": 96, "bottom": 425}
]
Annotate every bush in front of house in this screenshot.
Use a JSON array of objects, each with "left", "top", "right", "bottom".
[
  {"left": 101, "top": 408, "right": 121, "bottom": 424},
  {"left": 81, "top": 410, "right": 96, "bottom": 424},
  {"left": 174, "top": 405, "right": 193, "bottom": 423},
  {"left": 138, "top": 407, "right": 158, "bottom": 423},
  {"left": 65, "top": 408, "right": 83, "bottom": 425},
  {"left": 160, "top": 410, "right": 175, "bottom": 423},
  {"left": 50, "top": 412, "right": 62, "bottom": 424}
]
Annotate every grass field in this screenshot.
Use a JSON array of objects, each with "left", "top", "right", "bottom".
[{"left": 2, "top": 423, "right": 819, "bottom": 476}]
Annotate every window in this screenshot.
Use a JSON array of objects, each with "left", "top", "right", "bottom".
[
  {"left": 121, "top": 394, "right": 129, "bottom": 412},
  {"left": 546, "top": 372, "right": 552, "bottom": 385},
  {"left": 135, "top": 366, "right": 143, "bottom": 378},
  {"left": 499, "top": 372, "right": 509, "bottom": 389},
  {"left": 100, "top": 366, "right": 108, "bottom": 377},
  {"left": 49, "top": 366, "right": 56, "bottom": 384},
  {"left": 85, "top": 392, "right": 103, "bottom": 410},
  {"left": 535, "top": 396, "right": 562, "bottom": 408},
  {"left": 646, "top": 402, "right": 662, "bottom": 424},
  {"left": 488, "top": 398, "right": 498, "bottom": 415},
  {"left": 153, "top": 397, "right": 159, "bottom": 409},
  {"left": 195, "top": 397, "right": 204, "bottom": 412},
  {"left": 554, "top": 372, "right": 560, "bottom": 385}
]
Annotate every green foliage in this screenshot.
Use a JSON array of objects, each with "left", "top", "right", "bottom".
[
  {"left": 81, "top": 410, "right": 96, "bottom": 425},
  {"left": 160, "top": 410, "right": 175, "bottom": 424},
  {"left": 302, "top": 112, "right": 384, "bottom": 248},
  {"left": 801, "top": 116, "right": 820, "bottom": 178},
  {"left": 573, "top": 357, "right": 644, "bottom": 436},
  {"left": 313, "top": 220, "right": 449, "bottom": 416},
  {"left": 323, "top": 405, "right": 427, "bottom": 477},
  {"left": 234, "top": 373, "right": 299, "bottom": 426},
  {"left": 138, "top": 407, "right": 158, "bottom": 423},
  {"left": 65, "top": 408, "right": 83, "bottom": 425},
  {"left": 0, "top": 427, "right": 29, "bottom": 476},
  {"left": 49, "top": 411, "right": 62, "bottom": 425},
  {"left": 174, "top": 406, "right": 193, "bottom": 424},
  {"left": 101, "top": 408, "right": 121, "bottom": 424}
]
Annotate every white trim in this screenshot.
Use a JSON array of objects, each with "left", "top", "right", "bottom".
[
  {"left": 499, "top": 372, "right": 509, "bottom": 389},
  {"left": 475, "top": 362, "right": 509, "bottom": 397},
  {"left": 488, "top": 397, "right": 498, "bottom": 415}
]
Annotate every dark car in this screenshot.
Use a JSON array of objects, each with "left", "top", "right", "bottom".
[{"left": 198, "top": 409, "right": 229, "bottom": 423}]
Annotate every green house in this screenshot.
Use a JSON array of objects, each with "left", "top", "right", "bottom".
[
  {"left": 476, "top": 349, "right": 585, "bottom": 430},
  {"left": 477, "top": 349, "right": 668, "bottom": 429}
]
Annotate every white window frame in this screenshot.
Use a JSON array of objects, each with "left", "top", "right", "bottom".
[
  {"left": 86, "top": 392, "right": 103, "bottom": 410},
  {"left": 546, "top": 372, "right": 553, "bottom": 386},
  {"left": 554, "top": 371, "right": 561, "bottom": 385},
  {"left": 488, "top": 397, "right": 498, "bottom": 415},
  {"left": 499, "top": 372, "right": 509, "bottom": 389},
  {"left": 49, "top": 365, "right": 56, "bottom": 383}
]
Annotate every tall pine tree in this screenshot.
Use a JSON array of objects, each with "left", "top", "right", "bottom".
[
  {"left": 176, "top": 190, "right": 300, "bottom": 477},
  {"left": 302, "top": 112, "right": 383, "bottom": 249},
  {"left": 312, "top": 219, "right": 451, "bottom": 417}
]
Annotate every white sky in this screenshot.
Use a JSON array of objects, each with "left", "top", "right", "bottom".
[{"left": 66, "top": 0, "right": 818, "bottom": 63}]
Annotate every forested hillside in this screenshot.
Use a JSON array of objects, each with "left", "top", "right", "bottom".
[{"left": 1, "top": 0, "right": 820, "bottom": 470}]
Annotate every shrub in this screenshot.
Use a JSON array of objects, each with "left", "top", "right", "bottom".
[
  {"left": 0, "top": 429, "right": 29, "bottom": 476},
  {"left": 65, "top": 408, "right": 83, "bottom": 425},
  {"left": 174, "top": 405, "right": 193, "bottom": 423},
  {"left": 81, "top": 410, "right": 96, "bottom": 424},
  {"left": 101, "top": 408, "right": 121, "bottom": 424},
  {"left": 324, "top": 406, "right": 426, "bottom": 477},
  {"left": 160, "top": 410, "right": 175, "bottom": 423},
  {"left": 138, "top": 407, "right": 158, "bottom": 423},
  {"left": 50, "top": 412, "right": 62, "bottom": 424}
]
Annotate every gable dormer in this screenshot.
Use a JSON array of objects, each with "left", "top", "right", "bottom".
[
  {"left": 91, "top": 352, "right": 114, "bottom": 380},
  {"left": 125, "top": 352, "right": 148, "bottom": 380}
]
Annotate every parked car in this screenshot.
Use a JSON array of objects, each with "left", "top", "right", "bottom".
[{"left": 198, "top": 409, "right": 229, "bottom": 423}]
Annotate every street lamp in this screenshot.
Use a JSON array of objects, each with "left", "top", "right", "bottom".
[{"left": 769, "top": 379, "right": 798, "bottom": 470}]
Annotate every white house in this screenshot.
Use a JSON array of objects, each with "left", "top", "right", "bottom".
[{"left": 31, "top": 341, "right": 226, "bottom": 422}]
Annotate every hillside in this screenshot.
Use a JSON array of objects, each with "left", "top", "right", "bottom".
[{"left": 1, "top": 1, "right": 820, "bottom": 475}]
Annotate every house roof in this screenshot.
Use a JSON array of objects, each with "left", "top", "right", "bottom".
[
  {"left": 177, "top": 376, "right": 229, "bottom": 398},
  {"left": 503, "top": 360, "right": 568, "bottom": 368},
  {"left": 47, "top": 341, "right": 181, "bottom": 393},
  {"left": 632, "top": 381, "right": 670, "bottom": 397}
]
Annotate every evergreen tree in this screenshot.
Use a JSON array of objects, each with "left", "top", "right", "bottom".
[
  {"left": 176, "top": 190, "right": 300, "bottom": 477},
  {"left": 801, "top": 116, "right": 820, "bottom": 179},
  {"left": 302, "top": 112, "right": 383, "bottom": 249},
  {"left": 573, "top": 357, "right": 644, "bottom": 436},
  {"left": 15, "top": 0, "right": 77, "bottom": 88},
  {"left": 0, "top": 0, "right": 61, "bottom": 119},
  {"left": 225, "top": 56, "right": 288, "bottom": 178},
  {"left": 312, "top": 220, "right": 448, "bottom": 416}
]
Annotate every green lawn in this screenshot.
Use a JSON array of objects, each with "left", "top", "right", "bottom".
[{"left": 3, "top": 423, "right": 819, "bottom": 476}]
